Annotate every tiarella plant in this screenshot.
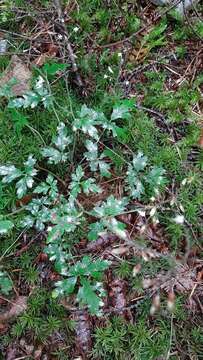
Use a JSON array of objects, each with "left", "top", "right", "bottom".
[{"left": 0, "top": 101, "right": 166, "bottom": 314}]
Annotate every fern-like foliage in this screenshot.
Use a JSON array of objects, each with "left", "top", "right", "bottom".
[
  {"left": 41, "top": 122, "right": 72, "bottom": 164},
  {"left": 0, "top": 155, "right": 37, "bottom": 198}
]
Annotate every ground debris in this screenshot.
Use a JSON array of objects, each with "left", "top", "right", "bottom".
[
  {"left": 108, "top": 278, "right": 132, "bottom": 320},
  {"left": 0, "top": 55, "right": 31, "bottom": 96},
  {"left": 0, "top": 296, "right": 27, "bottom": 323},
  {"left": 86, "top": 233, "right": 118, "bottom": 253},
  {"left": 72, "top": 309, "right": 93, "bottom": 359},
  {"left": 152, "top": 263, "right": 202, "bottom": 294},
  {"left": 33, "top": 43, "right": 59, "bottom": 66}
]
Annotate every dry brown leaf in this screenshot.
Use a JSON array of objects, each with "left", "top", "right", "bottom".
[
  {"left": 33, "top": 44, "right": 59, "bottom": 67},
  {"left": 6, "top": 345, "right": 17, "bottom": 360},
  {"left": 128, "top": 46, "right": 149, "bottom": 64},
  {"left": 0, "top": 322, "right": 8, "bottom": 334},
  {"left": 0, "top": 55, "right": 31, "bottom": 96},
  {"left": 153, "top": 264, "right": 199, "bottom": 294},
  {"left": 111, "top": 246, "right": 129, "bottom": 256},
  {"left": 0, "top": 296, "right": 27, "bottom": 323}
]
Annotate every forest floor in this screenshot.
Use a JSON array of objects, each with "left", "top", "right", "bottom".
[{"left": 0, "top": 1, "right": 202, "bottom": 359}]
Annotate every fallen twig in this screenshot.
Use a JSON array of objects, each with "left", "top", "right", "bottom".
[{"left": 53, "top": 0, "right": 84, "bottom": 88}]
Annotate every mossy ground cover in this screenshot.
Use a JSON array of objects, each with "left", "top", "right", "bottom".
[{"left": 0, "top": 0, "right": 202, "bottom": 359}]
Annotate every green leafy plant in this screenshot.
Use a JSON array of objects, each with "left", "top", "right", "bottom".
[
  {"left": 8, "top": 76, "right": 52, "bottom": 109},
  {"left": 53, "top": 255, "right": 109, "bottom": 315},
  {"left": 84, "top": 140, "right": 111, "bottom": 177},
  {"left": 126, "top": 152, "right": 166, "bottom": 199},
  {"left": 0, "top": 220, "right": 14, "bottom": 234},
  {"left": 41, "top": 122, "right": 72, "bottom": 164},
  {"left": 69, "top": 165, "right": 101, "bottom": 197},
  {"left": 0, "top": 102, "right": 166, "bottom": 316},
  {"left": 0, "top": 155, "right": 37, "bottom": 198},
  {"left": 9, "top": 109, "right": 29, "bottom": 135},
  {"left": 0, "top": 270, "right": 13, "bottom": 294}
]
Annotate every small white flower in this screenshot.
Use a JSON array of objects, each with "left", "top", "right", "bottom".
[
  {"left": 181, "top": 178, "right": 187, "bottom": 186},
  {"left": 57, "top": 34, "right": 63, "bottom": 40},
  {"left": 179, "top": 204, "right": 185, "bottom": 213},
  {"left": 173, "top": 214, "right": 185, "bottom": 224},
  {"left": 47, "top": 226, "right": 52, "bottom": 232},
  {"left": 125, "top": 80, "right": 129, "bottom": 86},
  {"left": 142, "top": 252, "right": 149, "bottom": 262},
  {"left": 104, "top": 74, "right": 109, "bottom": 79},
  {"left": 153, "top": 217, "right": 159, "bottom": 224},
  {"left": 108, "top": 66, "right": 113, "bottom": 74},
  {"left": 137, "top": 209, "right": 145, "bottom": 217},
  {"left": 150, "top": 207, "right": 156, "bottom": 217},
  {"left": 150, "top": 196, "right": 156, "bottom": 202},
  {"left": 73, "top": 26, "right": 79, "bottom": 33}
]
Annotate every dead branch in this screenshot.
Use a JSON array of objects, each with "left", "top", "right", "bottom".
[{"left": 53, "top": 0, "right": 84, "bottom": 88}]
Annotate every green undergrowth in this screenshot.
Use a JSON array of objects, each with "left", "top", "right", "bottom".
[
  {"left": 0, "top": 0, "right": 202, "bottom": 358},
  {"left": 93, "top": 296, "right": 203, "bottom": 360}
]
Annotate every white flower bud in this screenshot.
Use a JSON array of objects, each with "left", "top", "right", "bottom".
[{"left": 173, "top": 215, "right": 185, "bottom": 224}]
